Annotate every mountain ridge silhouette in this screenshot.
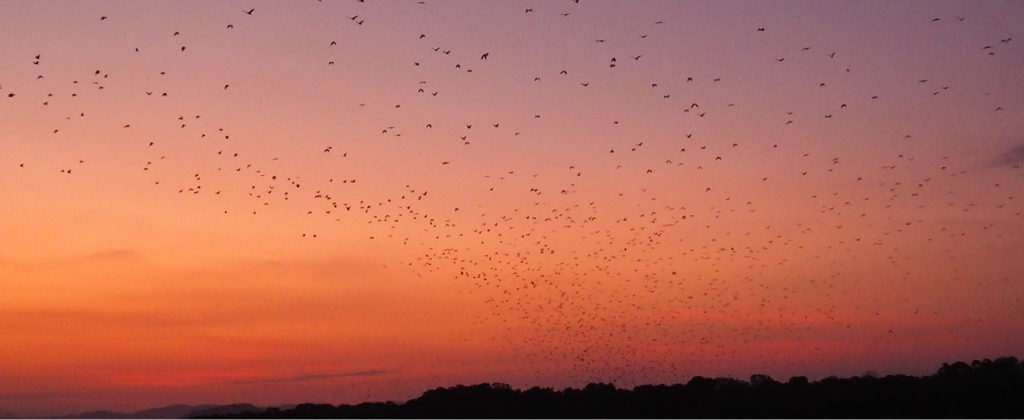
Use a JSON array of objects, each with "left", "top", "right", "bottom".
[{"left": 58, "top": 403, "right": 266, "bottom": 419}]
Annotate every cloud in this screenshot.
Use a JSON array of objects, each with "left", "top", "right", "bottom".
[
  {"left": 231, "top": 370, "right": 389, "bottom": 385},
  {"left": 0, "top": 249, "right": 139, "bottom": 270},
  {"left": 81, "top": 249, "right": 138, "bottom": 261},
  {"left": 993, "top": 143, "right": 1024, "bottom": 167},
  {"left": 0, "top": 391, "right": 76, "bottom": 400}
]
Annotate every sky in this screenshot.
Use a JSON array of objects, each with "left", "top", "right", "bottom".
[{"left": 1, "top": 0, "right": 1023, "bottom": 416}]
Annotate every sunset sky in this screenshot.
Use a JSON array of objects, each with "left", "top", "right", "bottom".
[{"left": 1, "top": 0, "right": 1023, "bottom": 417}]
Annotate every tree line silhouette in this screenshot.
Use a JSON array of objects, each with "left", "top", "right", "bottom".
[{"left": 195, "top": 356, "right": 1024, "bottom": 418}]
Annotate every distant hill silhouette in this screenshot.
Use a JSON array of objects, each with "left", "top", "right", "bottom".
[
  {"left": 195, "top": 356, "right": 1024, "bottom": 418},
  {"left": 62, "top": 403, "right": 260, "bottom": 419},
  {"left": 185, "top": 404, "right": 261, "bottom": 418}
]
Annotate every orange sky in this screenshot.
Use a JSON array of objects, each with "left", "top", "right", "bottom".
[{"left": 1, "top": 0, "right": 1023, "bottom": 416}]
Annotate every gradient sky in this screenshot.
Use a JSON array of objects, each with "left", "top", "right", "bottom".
[{"left": 1, "top": 0, "right": 1023, "bottom": 417}]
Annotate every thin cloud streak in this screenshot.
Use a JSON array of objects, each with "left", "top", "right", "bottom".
[
  {"left": 230, "top": 370, "right": 389, "bottom": 385},
  {"left": 993, "top": 143, "right": 1024, "bottom": 167},
  {"left": 0, "top": 391, "right": 76, "bottom": 400}
]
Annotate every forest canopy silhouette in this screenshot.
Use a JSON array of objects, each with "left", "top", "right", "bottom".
[{"left": 195, "top": 356, "right": 1024, "bottom": 418}]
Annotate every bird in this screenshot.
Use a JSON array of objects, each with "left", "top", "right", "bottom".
[{"left": 243, "top": 8, "right": 255, "bottom": 15}]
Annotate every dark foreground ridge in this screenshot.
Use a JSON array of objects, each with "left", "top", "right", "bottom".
[{"left": 195, "top": 357, "right": 1024, "bottom": 418}]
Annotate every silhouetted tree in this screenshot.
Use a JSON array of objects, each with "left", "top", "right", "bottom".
[{"left": 195, "top": 356, "right": 1024, "bottom": 418}]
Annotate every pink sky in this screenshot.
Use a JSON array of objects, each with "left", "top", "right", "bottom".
[{"left": 1, "top": 0, "right": 1023, "bottom": 416}]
